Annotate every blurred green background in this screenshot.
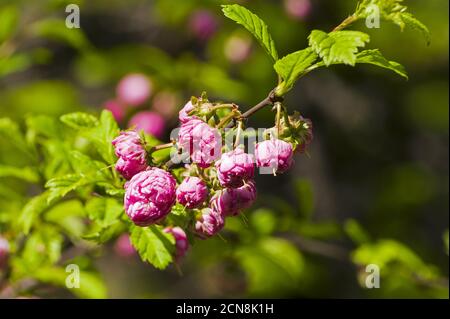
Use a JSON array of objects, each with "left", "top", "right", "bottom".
[{"left": 0, "top": 0, "right": 448, "bottom": 298}]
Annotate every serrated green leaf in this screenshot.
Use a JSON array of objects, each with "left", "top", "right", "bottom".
[
  {"left": 308, "top": 30, "right": 370, "bottom": 66},
  {"left": 17, "top": 192, "right": 50, "bottom": 235},
  {"left": 274, "top": 48, "right": 317, "bottom": 91},
  {"left": 130, "top": 225, "right": 175, "bottom": 269},
  {"left": 355, "top": 0, "right": 430, "bottom": 44},
  {"left": 26, "top": 114, "right": 64, "bottom": 140},
  {"left": 222, "top": 4, "right": 278, "bottom": 62},
  {"left": 60, "top": 112, "right": 99, "bottom": 130},
  {"left": 400, "top": 12, "right": 430, "bottom": 45},
  {"left": 355, "top": 49, "right": 408, "bottom": 79},
  {"left": 45, "top": 174, "right": 89, "bottom": 203},
  {"left": 0, "top": 165, "right": 40, "bottom": 183}
]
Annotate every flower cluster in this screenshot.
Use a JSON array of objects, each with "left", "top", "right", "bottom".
[{"left": 112, "top": 94, "right": 312, "bottom": 264}]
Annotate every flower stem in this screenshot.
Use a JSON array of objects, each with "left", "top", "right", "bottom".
[
  {"left": 234, "top": 120, "right": 243, "bottom": 148},
  {"left": 332, "top": 14, "right": 358, "bottom": 32},
  {"left": 151, "top": 142, "right": 175, "bottom": 152}
]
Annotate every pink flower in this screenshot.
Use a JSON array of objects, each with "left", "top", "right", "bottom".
[
  {"left": 216, "top": 148, "right": 254, "bottom": 188},
  {"left": 210, "top": 180, "right": 257, "bottom": 216},
  {"left": 179, "top": 100, "right": 195, "bottom": 124},
  {"left": 128, "top": 111, "right": 166, "bottom": 139},
  {"left": 114, "top": 234, "right": 136, "bottom": 258},
  {"left": 284, "top": 0, "right": 312, "bottom": 20},
  {"left": 0, "top": 237, "right": 9, "bottom": 269},
  {"left": 112, "top": 131, "right": 148, "bottom": 179},
  {"left": 117, "top": 73, "right": 152, "bottom": 106},
  {"left": 104, "top": 99, "right": 125, "bottom": 122},
  {"left": 178, "top": 119, "right": 221, "bottom": 168},
  {"left": 176, "top": 176, "right": 208, "bottom": 209},
  {"left": 124, "top": 168, "right": 176, "bottom": 226},
  {"left": 195, "top": 208, "right": 225, "bottom": 239},
  {"left": 164, "top": 227, "right": 189, "bottom": 261},
  {"left": 255, "top": 139, "right": 293, "bottom": 174},
  {"left": 189, "top": 10, "right": 218, "bottom": 41}
]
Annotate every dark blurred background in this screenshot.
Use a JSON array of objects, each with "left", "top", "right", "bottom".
[{"left": 0, "top": 0, "right": 448, "bottom": 298}]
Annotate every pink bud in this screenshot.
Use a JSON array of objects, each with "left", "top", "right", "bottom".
[
  {"left": 116, "top": 73, "right": 152, "bottom": 107},
  {"left": 176, "top": 176, "right": 208, "bottom": 209},
  {"left": 178, "top": 118, "right": 221, "bottom": 168},
  {"left": 124, "top": 168, "right": 177, "bottom": 226},
  {"left": 0, "top": 237, "right": 9, "bottom": 269},
  {"left": 112, "top": 131, "right": 148, "bottom": 179},
  {"left": 179, "top": 100, "right": 196, "bottom": 124},
  {"left": 128, "top": 111, "right": 166, "bottom": 139},
  {"left": 224, "top": 34, "right": 252, "bottom": 63},
  {"left": 188, "top": 10, "right": 218, "bottom": 41},
  {"left": 210, "top": 180, "right": 257, "bottom": 216},
  {"left": 103, "top": 99, "right": 125, "bottom": 122},
  {"left": 284, "top": 0, "right": 312, "bottom": 20},
  {"left": 216, "top": 148, "right": 254, "bottom": 188},
  {"left": 163, "top": 226, "right": 189, "bottom": 261},
  {"left": 255, "top": 139, "right": 294, "bottom": 174},
  {"left": 195, "top": 208, "right": 225, "bottom": 239},
  {"left": 114, "top": 234, "right": 136, "bottom": 258}
]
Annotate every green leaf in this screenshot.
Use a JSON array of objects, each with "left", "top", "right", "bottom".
[
  {"left": 60, "top": 112, "right": 99, "bottom": 130},
  {"left": 0, "top": 165, "right": 39, "bottom": 183},
  {"left": 17, "top": 192, "right": 50, "bottom": 235},
  {"left": 222, "top": 4, "right": 278, "bottom": 62},
  {"left": 86, "top": 110, "right": 120, "bottom": 164},
  {"left": 0, "top": 5, "right": 19, "bottom": 43},
  {"left": 355, "top": 49, "right": 408, "bottom": 79},
  {"left": 0, "top": 117, "right": 35, "bottom": 157},
  {"left": 274, "top": 48, "right": 317, "bottom": 91},
  {"left": 45, "top": 174, "right": 89, "bottom": 203},
  {"left": 85, "top": 197, "right": 123, "bottom": 227},
  {"left": 400, "top": 12, "right": 431, "bottom": 45},
  {"left": 130, "top": 225, "right": 175, "bottom": 269},
  {"left": 355, "top": 0, "right": 430, "bottom": 45},
  {"left": 308, "top": 30, "right": 370, "bottom": 66},
  {"left": 83, "top": 221, "right": 124, "bottom": 244}
]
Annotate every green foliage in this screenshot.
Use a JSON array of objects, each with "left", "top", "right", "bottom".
[
  {"left": 356, "top": 0, "right": 430, "bottom": 44},
  {"left": 274, "top": 48, "right": 317, "bottom": 92},
  {"left": 222, "top": 4, "right": 278, "bottom": 62},
  {"left": 130, "top": 225, "right": 175, "bottom": 270},
  {"left": 60, "top": 112, "right": 99, "bottom": 130},
  {"left": 355, "top": 49, "right": 408, "bottom": 79},
  {"left": 308, "top": 30, "right": 370, "bottom": 66}
]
